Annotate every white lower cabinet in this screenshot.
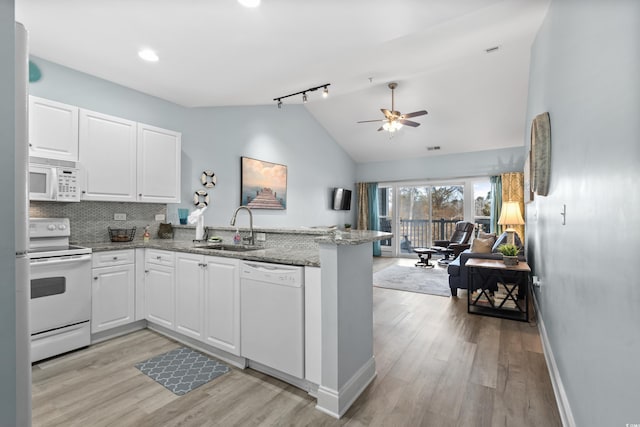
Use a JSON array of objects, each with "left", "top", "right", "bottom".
[
  {"left": 91, "top": 250, "right": 135, "bottom": 334},
  {"left": 203, "top": 256, "right": 240, "bottom": 356},
  {"left": 145, "top": 250, "right": 175, "bottom": 329},
  {"left": 175, "top": 253, "right": 205, "bottom": 340},
  {"left": 174, "top": 253, "right": 240, "bottom": 356}
]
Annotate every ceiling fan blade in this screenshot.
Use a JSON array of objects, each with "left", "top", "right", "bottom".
[
  {"left": 381, "top": 109, "right": 393, "bottom": 119},
  {"left": 398, "top": 119, "right": 420, "bottom": 127},
  {"left": 402, "top": 110, "right": 428, "bottom": 119},
  {"left": 357, "top": 119, "right": 385, "bottom": 123}
]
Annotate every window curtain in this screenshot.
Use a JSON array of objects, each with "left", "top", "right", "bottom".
[
  {"left": 357, "top": 182, "right": 381, "bottom": 256},
  {"left": 501, "top": 172, "right": 525, "bottom": 243},
  {"left": 490, "top": 175, "right": 502, "bottom": 234},
  {"left": 367, "top": 183, "right": 381, "bottom": 256}
]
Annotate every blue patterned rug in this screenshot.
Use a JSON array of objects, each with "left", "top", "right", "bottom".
[
  {"left": 135, "top": 347, "right": 230, "bottom": 396},
  {"left": 373, "top": 264, "right": 451, "bottom": 297}
]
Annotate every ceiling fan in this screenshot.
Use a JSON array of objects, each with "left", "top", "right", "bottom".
[{"left": 357, "top": 82, "right": 428, "bottom": 132}]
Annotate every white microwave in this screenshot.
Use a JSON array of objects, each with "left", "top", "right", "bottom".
[{"left": 29, "top": 157, "right": 81, "bottom": 202}]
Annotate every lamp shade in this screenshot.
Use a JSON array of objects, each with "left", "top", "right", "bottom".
[{"left": 498, "top": 201, "right": 525, "bottom": 226}]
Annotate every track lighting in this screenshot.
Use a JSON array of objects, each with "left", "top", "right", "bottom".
[{"left": 273, "top": 83, "right": 330, "bottom": 108}]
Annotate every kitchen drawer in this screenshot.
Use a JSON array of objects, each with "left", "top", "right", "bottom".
[
  {"left": 145, "top": 249, "right": 175, "bottom": 267},
  {"left": 92, "top": 249, "right": 134, "bottom": 268}
]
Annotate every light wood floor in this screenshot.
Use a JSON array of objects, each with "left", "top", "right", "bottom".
[{"left": 32, "top": 257, "right": 561, "bottom": 427}]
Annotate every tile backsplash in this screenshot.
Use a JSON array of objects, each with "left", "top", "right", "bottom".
[{"left": 30, "top": 201, "right": 167, "bottom": 243}]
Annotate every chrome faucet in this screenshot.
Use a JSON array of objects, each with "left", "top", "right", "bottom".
[{"left": 230, "top": 206, "right": 254, "bottom": 245}]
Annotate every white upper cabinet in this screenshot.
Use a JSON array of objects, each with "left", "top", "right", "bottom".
[
  {"left": 78, "top": 111, "right": 181, "bottom": 203},
  {"left": 79, "top": 109, "right": 137, "bottom": 202},
  {"left": 137, "top": 123, "right": 181, "bottom": 203},
  {"left": 28, "top": 96, "right": 79, "bottom": 161}
]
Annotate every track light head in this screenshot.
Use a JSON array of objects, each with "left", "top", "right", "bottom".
[
  {"left": 322, "top": 86, "right": 329, "bottom": 98},
  {"left": 302, "top": 92, "right": 308, "bottom": 103},
  {"left": 277, "top": 99, "right": 282, "bottom": 109}
]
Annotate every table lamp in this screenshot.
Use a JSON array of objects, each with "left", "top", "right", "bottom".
[{"left": 497, "top": 201, "right": 525, "bottom": 245}]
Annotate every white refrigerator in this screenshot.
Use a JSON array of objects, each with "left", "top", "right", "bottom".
[{"left": 15, "top": 21, "right": 32, "bottom": 427}]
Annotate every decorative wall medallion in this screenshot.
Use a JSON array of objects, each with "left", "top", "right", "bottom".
[
  {"left": 531, "top": 112, "right": 551, "bottom": 196},
  {"left": 200, "top": 170, "right": 217, "bottom": 188},
  {"left": 193, "top": 190, "right": 209, "bottom": 207}
]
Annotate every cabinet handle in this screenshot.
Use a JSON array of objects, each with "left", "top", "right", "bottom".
[
  {"left": 113, "top": 257, "right": 118, "bottom": 260},
  {"left": 93, "top": 277, "right": 98, "bottom": 280},
  {"left": 156, "top": 256, "right": 162, "bottom": 260},
  {"left": 145, "top": 270, "right": 149, "bottom": 274},
  {"left": 139, "top": 193, "right": 143, "bottom": 197}
]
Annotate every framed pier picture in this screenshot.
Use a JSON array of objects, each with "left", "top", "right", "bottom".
[{"left": 241, "top": 157, "right": 287, "bottom": 210}]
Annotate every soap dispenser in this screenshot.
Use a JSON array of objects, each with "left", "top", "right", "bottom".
[
  {"left": 143, "top": 225, "right": 150, "bottom": 243},
  {"left": 233, "top": 228, "right": 241, "bottom": 244}
]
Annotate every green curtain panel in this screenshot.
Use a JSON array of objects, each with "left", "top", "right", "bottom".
[
  {"left": 367, "top": 183, "right": 381, "bottom": 256},
  {"left": 357, "top": 182, "right": 381, "bottom": 256}
]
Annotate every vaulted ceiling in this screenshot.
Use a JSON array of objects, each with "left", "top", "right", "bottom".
[{"left": 16, "top": 0, "right": 549, "bottom": 163}]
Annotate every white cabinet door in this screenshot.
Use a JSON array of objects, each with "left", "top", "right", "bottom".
[
  {"left": 28, "top": 96, "right": 79, "bottom": 162},
  {"left": 137, "top": 123, "right": 181, "bottom": 203},
  {"left": 145, "top": 263, "right": 175, "bottom": 329},
  {"left": 91, "top": 263, "right": 135, "bottom": 334},
  {"left": 175, "top": 253, "right": 204, "bottom": 340},
  {"left": 203, "top": 256, "right": 240, "bottom": 355},
  {"left": 79, "top": 109, "right": 137, "bottom": 202}
]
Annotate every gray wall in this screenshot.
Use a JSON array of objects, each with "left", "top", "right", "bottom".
[
  {"left": 29, "top": 57, "right": 356, "bottom": 230},
  {"left": 526, "top": 1, "right": 640, "bottom": 425},
  {"left": 356, "top": 146, "right": 525, "bottom": 183},
  {"left": 0, "top": 1, "right": 17, "bottom": 425}
]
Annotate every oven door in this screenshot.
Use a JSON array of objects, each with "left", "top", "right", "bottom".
[
  {"left": 29, "top": 164, "right": 56, "bottom": 201},
  {"left": 30, "top": 254, "right": 92, "bottom": 335}
]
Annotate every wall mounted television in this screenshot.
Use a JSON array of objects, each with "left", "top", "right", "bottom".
[{"left": 332, "top": 188, "right": 352, "bottom": 210}]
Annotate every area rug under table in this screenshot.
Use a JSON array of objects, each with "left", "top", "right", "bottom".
[
  {"left": 135, "top": 347, "right": 230, "bottom": 396},
  {"left": 373, "top": 264, "right": 451, "bottom": 297}
]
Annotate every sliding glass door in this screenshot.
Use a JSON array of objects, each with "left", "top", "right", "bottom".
[{"left": 396, "top": 184, "right": 464, "bottom": 254}]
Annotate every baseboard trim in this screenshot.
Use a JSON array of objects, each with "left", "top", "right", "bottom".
[
  {"left": 316, "top": 356, "right": 376, "bottom": 419},
  {"left": 147, "top": 323, "right": 247, "bottom": 369},
  {"left": 91, "top": 320, "right": 146, "bottom": 344},
  {"left": 533, "top": 293, "right": 576, "bottom": 427}
]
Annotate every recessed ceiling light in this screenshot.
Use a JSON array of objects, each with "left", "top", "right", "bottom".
[
  {"left": 238, "top": 0, "right": 260, "bottom": 8},
  {"left": 138, "top": 49, "right": 159, "bottom": 62}
]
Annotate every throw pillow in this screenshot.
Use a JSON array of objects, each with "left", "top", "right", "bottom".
[
  {"left": 470, "top": 237, "right": 494, "bottom": 253},
  {"left": 478, "top": 231, "right": 496, "bottom": 240}
]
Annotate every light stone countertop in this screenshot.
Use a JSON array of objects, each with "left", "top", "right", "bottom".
[
  {"left": 80, "top": 230, "right": 391, "bottom": 267},
  {"left": 82, "top": 239, "right": 321, "bottom": 267}
]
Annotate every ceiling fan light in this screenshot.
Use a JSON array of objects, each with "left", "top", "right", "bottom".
[{"left": 383, "top": 120, "right": 402, "bottom": 132}]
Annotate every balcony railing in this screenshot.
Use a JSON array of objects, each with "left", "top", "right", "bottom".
[{"left": 379, "top": 217, "right": 490, "bottom": 253}]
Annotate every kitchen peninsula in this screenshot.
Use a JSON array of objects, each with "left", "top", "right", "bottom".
[{"left": 84, "top": 226, "right": 391, "bottom": 419}]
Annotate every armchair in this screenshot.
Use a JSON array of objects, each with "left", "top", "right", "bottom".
[{"left": 431, "top": 221, "right": 475, "bottom": 264}]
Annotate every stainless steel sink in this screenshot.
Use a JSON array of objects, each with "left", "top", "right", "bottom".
[{"left": 203, "top": 244, "right": 262, "bottom": 252}]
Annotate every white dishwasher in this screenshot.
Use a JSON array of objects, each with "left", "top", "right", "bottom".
[{"left": 240, "top": 260, "right": 304, "bottom": 378}]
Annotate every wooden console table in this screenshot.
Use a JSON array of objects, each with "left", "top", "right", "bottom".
[{"left": 466, "top": 258, "right": 530, "bottom": 322}]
